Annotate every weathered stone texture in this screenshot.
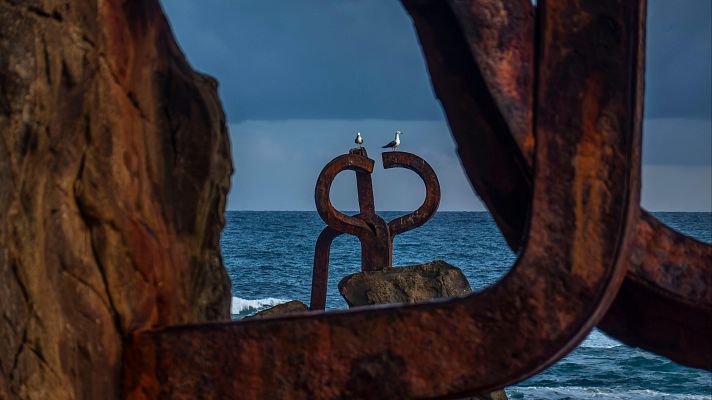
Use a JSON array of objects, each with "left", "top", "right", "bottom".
[
  {"left": 338, "top": 260, "right": 472, "bottom": 307},
  {"left": 0, "top": 1, "right": 232, "bottom": 399}
]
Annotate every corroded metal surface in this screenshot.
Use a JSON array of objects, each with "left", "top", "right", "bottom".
[
  {"left": 310, "top": 227, "right": 340, "bottom": 311},
  {"left": 627, "top": 212, "right": 711, "bottom": 308},
  {"left": 404, "top": 0, "right": 711, "bottom": 369},
  {"left": 382, "top": 151, "right": 441, "bottom": 238},
  {"left": 122, "top": 1, "right": 645, "bottom": 398},
  {"left": 401, "top": 0, "right": 534, "bottom": 250},
  {"left": 598, "top": 213, "right": 712, "bottom": 370},
  {"left": 310, "top": 148, "right": 440, "bottom": 310},
  {"left": 447, "top": 0, "right": 536, "bottom": 165}
]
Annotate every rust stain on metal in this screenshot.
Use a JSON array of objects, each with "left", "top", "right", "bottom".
[
  {"left": 310, "top": 148, "right": 440, "bottom": 310},
  {"left": 401, "top": 0, "right": 535, "bottom": 251},
  {"left": 448, "top": 0, "right": 536, "bottom": 163}
]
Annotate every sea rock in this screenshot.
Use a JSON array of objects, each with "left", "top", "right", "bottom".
[
  {"left": 338, "top": 260, "right": 472, "bottom": 306},
  {"left": 0, "top": 1, "right": 232, "bottom": 399},
  {"left": 247, "top": 300, "right": 309, "bottom": 319},
  {"left": 339, "top": 260, "right": 508, "bottom": 400}
]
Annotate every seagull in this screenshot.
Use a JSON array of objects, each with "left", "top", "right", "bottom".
[
  {"left": 381, "top": 130, "right": 403, "bottom": 151},
  {"left": 354, "top": 131, "right": 363, "bottom": 148}
]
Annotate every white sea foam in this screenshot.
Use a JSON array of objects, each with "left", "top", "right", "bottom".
[
  {"left": 580, "top": 329, "right": 623, "bottom": 349},
  {"left": 231, "top": 296, "right": 289, "bottom": 316},
  {"left": 508, "top": 386, "right": 711, "bottom": 399}
]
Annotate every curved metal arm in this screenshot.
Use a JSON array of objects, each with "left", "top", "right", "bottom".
[
  {"left": 382, "top": 151, "right": 441, "bottom": 236},
  {"left": 314, "top": 153, "right": 374, "bottom": 237}
]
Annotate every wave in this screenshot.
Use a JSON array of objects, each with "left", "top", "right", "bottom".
[
  {"left": 231, "top": 296, "right": 289, "bottom": 316},
  {"left": 579, "top": 329, "right": 623, "bottom": 349},
  {"left": 507, "top": 386, "right": 710, "bottom": 399}
]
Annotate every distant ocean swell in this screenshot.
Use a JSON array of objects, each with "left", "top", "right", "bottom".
[{"left": 506, "top": 387, "right": 711, "bottom": 399}]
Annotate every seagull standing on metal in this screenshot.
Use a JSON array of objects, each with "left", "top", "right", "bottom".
[
  {"left": 381, "top": 130, "right": 403, "bottom": 151},
  {"left": 354, "top": 131, "right": 363, "bottom": 148}
]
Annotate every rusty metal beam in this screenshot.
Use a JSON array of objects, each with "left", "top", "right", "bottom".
[
  {"left": 122, "top": 1, "right": 644, "bottom": 397},
  {"left": 402, "top": 0, "right": 711, "bottom": 369},
  {"left": 401, "top": 0, "right": 534, "bottom": 251},
  {"left": 310, "top": 227, "right": 340, "bottom": 311},
  {"left": 598, "top": 215, "right": 712, "bottom": 370}
]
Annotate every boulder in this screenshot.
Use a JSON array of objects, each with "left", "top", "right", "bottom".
[
  {"left": 0, "top": 1, "right": 232, "bottom": 398},
  {"left": 339, "top": 260, "right": 472, "bottom": 306},
  {"left": 339, "top": 260, "right": 508, "bottom": 400}
]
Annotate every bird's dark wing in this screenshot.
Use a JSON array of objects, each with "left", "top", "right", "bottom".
[{"left": 382, "top": 140, "right": 396, "bottom": 148}]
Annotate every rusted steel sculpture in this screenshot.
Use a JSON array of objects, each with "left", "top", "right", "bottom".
[
  {"left": 402, "top": 0, "right": 711, "bottom": 370},
  {"left": 310, "top": 148, "right": 440, "bottom": 310},
  {"left": 122, "top": 0, "right": 710, "bottom": 398}
]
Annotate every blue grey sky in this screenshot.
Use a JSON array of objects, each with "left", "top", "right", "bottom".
[{"left": 161, "top": 0, "right": 711, "bottom": 211}]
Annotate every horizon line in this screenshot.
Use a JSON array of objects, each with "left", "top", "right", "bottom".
[{"left": 225, "top": 209, "right": 712, "bottom": 213}]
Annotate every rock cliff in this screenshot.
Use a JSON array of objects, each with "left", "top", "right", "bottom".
[{"left": 0, "top": 1, "right": 232, "bottom": 398}]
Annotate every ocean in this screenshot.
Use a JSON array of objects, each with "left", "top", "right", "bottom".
[{"left": 221, "top": 211, "right": 711, "bottom": 399}]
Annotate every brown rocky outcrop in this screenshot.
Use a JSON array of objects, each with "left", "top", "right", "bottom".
[
  {"left": 339, "top": 260, "right": 472, "bottom": 306},
  {"left": 0, "top": 1, "right": 232, "bottom": 399},
  {"left": 339, "top": 261, "right": 508, "bottom": 400}
]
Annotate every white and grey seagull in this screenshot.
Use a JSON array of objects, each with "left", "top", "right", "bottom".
[
  {"left": 354, "top": 131, "right": 363, "bottom": 148},
  {"left": 381, "top": 130, "right": 403, "bottom": 151}
]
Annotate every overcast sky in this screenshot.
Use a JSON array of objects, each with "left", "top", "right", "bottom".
[{"left": 161, "top": 0, "right": 711, "bottom": 211}]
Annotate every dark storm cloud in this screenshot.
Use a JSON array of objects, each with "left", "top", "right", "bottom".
[
  {"left": 161, "top": 0, "right": 442, "bottom": 121},
  {"left": 645, "top": 0, "right": 711, "bottom": 119},
  {"left": 164, "top": 0, "right": 711, "bottom": 122},
  {"left": 161, "top": 1, "right": 711, "bottom": 211}
]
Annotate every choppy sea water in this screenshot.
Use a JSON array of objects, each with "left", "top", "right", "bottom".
[{"left": 221, "top": 211, "right": 712, "bottom": 399}]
